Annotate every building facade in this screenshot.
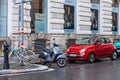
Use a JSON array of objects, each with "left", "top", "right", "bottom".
[
  {"left": 0, "top": 0, "right": 31, "bottom": 56},
  {"left": 31, "top": 0, "right": 120, "bottom": 52},
  {"left": 0, "top": 0, "right": 120, "bottom": 55}
]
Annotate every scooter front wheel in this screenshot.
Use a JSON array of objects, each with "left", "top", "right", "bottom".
[{"left": 57, "top": 58, "right": 67, "bottom": 68}]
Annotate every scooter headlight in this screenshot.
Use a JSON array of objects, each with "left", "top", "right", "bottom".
[
  {"left": 44, "top": 52, "right": 48, "bottom": 56},
  {"left": 79, "top": 49, "right": 86, "bottom": 57}
]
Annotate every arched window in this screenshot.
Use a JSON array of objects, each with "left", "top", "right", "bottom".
[
  {"left": 91, "top": 0, "right": 100, "bottom": 30},
  {"left": 112, "top": 0, "right": 119, "bottom": 31}
]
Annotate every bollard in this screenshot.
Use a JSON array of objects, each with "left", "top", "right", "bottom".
[{"left": 3, "top": 40, "right": 10, "bottom": 69}]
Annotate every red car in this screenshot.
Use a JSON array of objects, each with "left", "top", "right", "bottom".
[{"left": 66, "top": 36, "right": 117, "bottom": 63}]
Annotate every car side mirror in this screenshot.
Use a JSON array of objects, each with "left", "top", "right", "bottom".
[{"left": 96, "top": 42, "right": 101, "bottom": 46}]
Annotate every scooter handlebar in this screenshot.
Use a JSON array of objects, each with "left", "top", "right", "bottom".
[{"left": 53, "top": 43, "right": 59, "bottom": 47}]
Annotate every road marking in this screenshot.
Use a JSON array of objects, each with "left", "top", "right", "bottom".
[{"left": 8, "top": 72, "right": 23, "bottom": 76}]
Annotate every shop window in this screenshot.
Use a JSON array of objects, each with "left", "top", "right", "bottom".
[
  {"left": 64, "top": 5, "right": 74, "bottom": 29},
  {"left": 64, "top": 0, "right": 76, "bottom": 34},
  {"left": 91, "top": 9, "right": 98, "bottom": 30},
  {"left": 112, "top": 0, "right": 118, "bottom": 31},
  {"left": 91, "top": 0, "right": 99, "bottom": 30}
]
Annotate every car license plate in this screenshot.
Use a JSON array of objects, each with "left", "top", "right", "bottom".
[{"left": 70, "top": 54, "right": 77, "bottom": 57}]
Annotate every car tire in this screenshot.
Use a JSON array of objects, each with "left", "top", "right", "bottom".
[
  {"left": 57, "top": 58, "right": 67, "bottom": 68},
  {"left": 87, "top": 53, "right": 95, "bottom": 63},
  {"left": 111, "top": 51, "right": 117, "bottom": 60}
]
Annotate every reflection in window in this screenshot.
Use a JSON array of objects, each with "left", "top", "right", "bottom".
[
  {"left": 91, "top": 9, "right": 98, "bottom": 30},
  {"left": 112, "top": 13, "right": 117, "bottom": 31},
  {"left": 91, "top": 0, "right": 99, "bottom": 30},
  {"left": 112, "top": 0, "right": 118, "bottom": 31}
]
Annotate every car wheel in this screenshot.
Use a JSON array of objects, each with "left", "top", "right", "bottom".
[
  {"left": 111, "top": 51, "right": 117, "bottom": 60},
  {"left": 87, "top": 53, "right": 95, "bottom": 63}
]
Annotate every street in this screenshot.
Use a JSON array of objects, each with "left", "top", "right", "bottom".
[{"left": 1, "top": 58, "right": 120, "bottom": 80}]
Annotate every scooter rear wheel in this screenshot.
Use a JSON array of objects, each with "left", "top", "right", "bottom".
[{"left": 57, "top": 58, "right": 67, "bottom": 68}]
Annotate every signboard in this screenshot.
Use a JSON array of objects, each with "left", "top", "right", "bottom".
[
  {"left": 35, "top": 13, "right": 42, "bottom": 20},
  {"left": 14, "top": 0, "right": 32, "bottom": 4}
]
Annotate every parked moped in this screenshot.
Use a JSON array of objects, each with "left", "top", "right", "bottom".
[{"left": 38, "top": 42, "right": 67, "bottom": 68}]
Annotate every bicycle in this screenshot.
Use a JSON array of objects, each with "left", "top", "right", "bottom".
[{"left": 8, "top": 44, "right": 30, "bottom": 64}]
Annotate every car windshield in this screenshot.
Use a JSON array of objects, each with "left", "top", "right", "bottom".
[{"left": 76, "top": 37, "right": 96, "bottom": 45}]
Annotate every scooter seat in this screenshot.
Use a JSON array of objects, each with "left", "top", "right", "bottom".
[{"left": 42, "top": 48, "right": 53, "bottom": 54}]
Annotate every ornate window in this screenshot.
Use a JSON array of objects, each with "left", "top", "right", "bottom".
[
  {"left": 91, "top": 0, "right": 100, "bottom": 30},
  {"left": 112, "top": 0, "right": 118, "bottom": 31}
]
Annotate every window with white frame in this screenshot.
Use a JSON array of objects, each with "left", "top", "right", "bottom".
[
  {"left": 112, "top": 0, "right": 118, "bottom": 31},
  {"left": 91, "top": 0, "right": 99, "bottom": 30}
]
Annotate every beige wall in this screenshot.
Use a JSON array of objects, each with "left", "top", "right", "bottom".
[{"left": 47, "top": 0, "right": 64, "bottom": 34}]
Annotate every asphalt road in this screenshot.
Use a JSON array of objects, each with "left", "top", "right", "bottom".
[{"left": 1, "top": 58, "right": 120, "bottom": 80}]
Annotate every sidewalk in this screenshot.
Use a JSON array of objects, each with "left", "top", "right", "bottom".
[{"left": 0, "top": 56, "right": 49, "bottom": 75}]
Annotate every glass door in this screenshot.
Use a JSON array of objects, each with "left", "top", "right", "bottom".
[{"left": 35, "top": 0, "right": 47, "bottom": 34}]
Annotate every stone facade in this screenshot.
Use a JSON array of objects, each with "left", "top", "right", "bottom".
[
  {"left": 8, "top": 0, "right": 32, "bottom": 49},
  {"left": 41, "top": 0, "right": 119, "bottom": 51},
  {"left": 1, "top": 0, "right": 119, "bottom": 54}
]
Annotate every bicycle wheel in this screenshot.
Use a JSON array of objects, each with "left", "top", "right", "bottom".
[{"left": 9, "top": 50, "right": 22, "bottom": 64}]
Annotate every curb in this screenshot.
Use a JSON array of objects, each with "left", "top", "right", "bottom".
[{"left": 0, "top": 64, "right": 48, "bottom": 75}]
